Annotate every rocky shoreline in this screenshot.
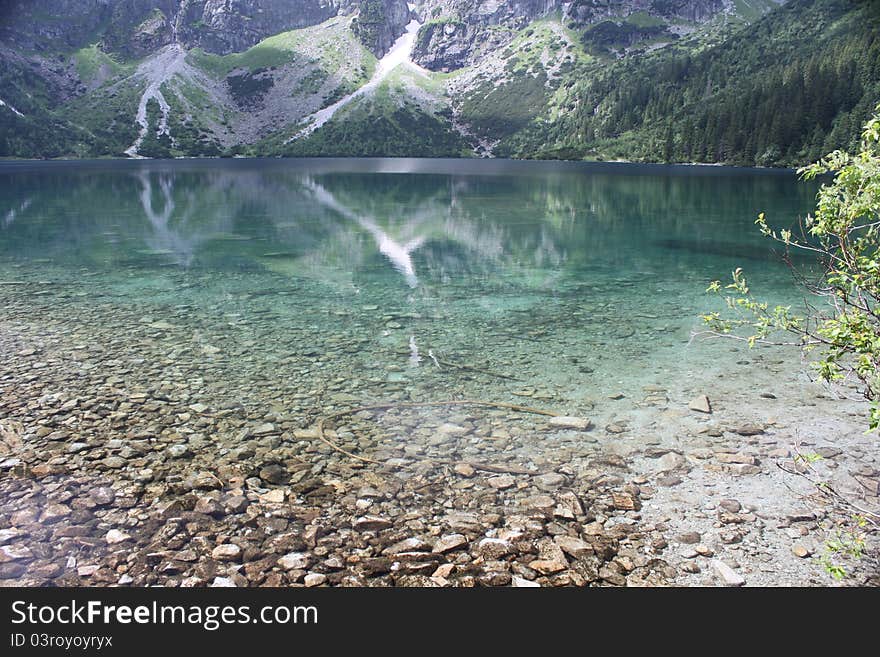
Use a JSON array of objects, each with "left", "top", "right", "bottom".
[
  {"left": 0, "top": 342, "right": 675, "bottom": 588},
  {"left": 1, "top": 269, "right": 879, "bottom": 588}
]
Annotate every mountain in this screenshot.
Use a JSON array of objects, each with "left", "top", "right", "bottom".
[{"left": 0, "top": 0, "right": 877, "bottom": 165}]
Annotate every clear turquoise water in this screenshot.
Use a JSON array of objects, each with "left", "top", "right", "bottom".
[{"left": 0, "top": 158, "right": 821, "bottom": 445}]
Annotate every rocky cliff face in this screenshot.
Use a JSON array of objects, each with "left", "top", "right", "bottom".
[
  {"left": 351, "top": 0, "right": 411, "bottom": 55},
  {"left": 0, "top": 0, "right": 757, "bottom": 63},
  {"left": 564, "top": 0, "right": 727, "bottom": 25},
  {"left": 0, "top": 0, "right": 116, "bottom": 51},
  {"left": 171, "top": 0, "right": 342, "bottom": 55},
  {"left": 0, "top": 0, "right": 410, "bottom": 57},
  {"left": 411, "top": 0, "right": 736, "bottom": 70},
  {"left": 410, "top": 1, "right": 555, "bottom": 70}
]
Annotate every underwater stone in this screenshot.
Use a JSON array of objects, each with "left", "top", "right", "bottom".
[
  {"left": 548, "top": 416, "right": 593, "bottom": 431},
  {"left": 688, "top": 395, "right": 712, "bottom": 414},
  {"left": 105, "top": 529, "right": 132, "bottom": 545}
]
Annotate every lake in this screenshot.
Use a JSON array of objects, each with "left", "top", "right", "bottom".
[
  {"left": 0, "top": 158, "right": 818, "bottom": 406},
  {"left": 4, "top": 157, "right": 858, "bottom": 587}
]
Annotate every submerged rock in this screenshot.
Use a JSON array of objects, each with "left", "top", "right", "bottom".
[
  {"left": 548, "top": 416, "right": 593, "bottom": 431},
  {"left": 433, "top": 534, "right": 468, "bottom": 554},
  {"left": 688, "top": 395, "right": 712, "bottom": 414}
]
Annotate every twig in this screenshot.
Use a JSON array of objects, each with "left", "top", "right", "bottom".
[
  {"left": 777, "top": 444, "right": 880, "bottom": 527},
  {"left": 490, "top": 331, "right": 544, "bottom": 343},
  {"left": 435, "top": 358, "right": 521, "bottom": 381},
  {"left": 458, "top": 461, "right": 535, "bottom": 475}
]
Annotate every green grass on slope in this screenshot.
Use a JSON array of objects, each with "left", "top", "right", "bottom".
[
  {"left": 64, "top": 82, "right": 145, "bottom": 157},
  {"left": 73, "top": 44, "right": 128, "bottom": 84},
  {"left": 0, "top": 56, "right": 89, "bottom": 157},
  {"left": 187, "top": 17, "right": 376, "bottom": 81},
  {"left": 256, "top": 72, "right": 471, "bottom": 158},
  {"left": 460, "top": 71, "right": 550, "bottom": 142},
  {"left": 457, "top": 18, "right": 596, "bottom": 146},
  {"left": 732, "top": 0, "right": 783, "bottom": 22}
]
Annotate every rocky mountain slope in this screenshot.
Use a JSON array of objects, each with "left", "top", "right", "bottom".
[{"left": 0, "top": 0, "right": 876, "bottom": 165}]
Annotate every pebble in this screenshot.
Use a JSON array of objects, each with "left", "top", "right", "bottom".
[
  {"left": 383, "top": 537, "right": 432, "bottom": 555},
  {"left": 731, "top": 423, "right": 764, "bottom": 436},
  {"left": 677, "top": 531, "right": 701, "bottom": 545},
  {"left": 611, "top": 493, "right": 641, "bottom": 511},
  {"left": 716, "top": 453, "right": 757, "bottom": 465},
  {"left": 259, "top": 489, "right": 286, "bottom": 504},
  {"left": 438, "top": 423, "right": 469, "bottom": 436},
  {"left": 278, "top": 552, "right": 311, "bottom": 571},
  {"left": 548, "top": 416, "right": 593, "bottom": 431},
  {"left": 487, "top": 475, "right": 515, "bottom": 490},
  {"left": 194, "top": 497, "right": 223, "bottom": 516},
  {"left": 39, "top": 503, "right": 71, "bottom": 523},
  {"left": 353, "top": 516, "right": 393, "bottom": 531},
  {"left": 530, "top": 539, "right": 568, "bottom": 574},
  {"left": 530, "top": 559, "right": 567, "bottom": 575},
  {"left": 186, "top": 471, "right": 221, "bottom": 490},
  {"left": 433, "top": 534, "right": 468, "bottom": 554},
  {"left": 105, "top": 529, "right": 131, "bottom": 545},
  {"left": 0, "top": 529, "right": 27, "bottom": 545},
  {"left": 512, "top": 576, "right": 541, "bottom": 588},
  {"left": 554, "top": 535, "right": 592, "bottom": 558},
  {"left": 728, "top": 463, "right": 761, "bottom": 475},
  {"left": 210, "top": 577, "right": 237, "bottom": 587},
  {"left": 167, "top": 444, "right": 191, "bottom": 459},
  {"left": 102, "top": 456, "right": 126, "bottom": 469},
  {"left": 444, "top": 513, "right": 482, "bottom": 534},
  {"left": 259, "top": 464, "right": 287, "bottom": 484},
  {"left": 522, "top": 495, "right": 555, "bottom": 511},
  {"left": 688, "top": 395, "right": 712, "bottom": 414},
  {"left": 656, "top": 452, "right": 687, "bottom": 472},
  {"left": 304, "top": 573, "right": 326, "bottom": 587},
  {"left": 0, "top": 545, "right": 33, "bottom": 561},
  {"left": 718, "top": 499, "right": 742, "bottom": 513},
  {"left": 474, "top": 538, "right": 512, "bottom": 560},
  {"left": 792, "top": 545, "right": 811, "bottom": 558},
  {"left": 89, "top": 487, "right": 115, "bottom": 505},
  {"left": 534, "top": 473, "right": 566, "bottom": 491},
  {"left": 433, "top": 564, "right": 455, "bottom": 578},
  {"left": 711, "top": 559, "right": 745, "bottom": 586},
  {"left": 211, "top": 544, "right": 242, "bottom": 561}
]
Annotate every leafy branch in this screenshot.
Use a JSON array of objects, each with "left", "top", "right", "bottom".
[{"left": 699, "top": 107, "right": 880, "bottom": 429}]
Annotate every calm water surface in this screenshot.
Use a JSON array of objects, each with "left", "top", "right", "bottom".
[{"left": 0, "top": 158, "right": 820, "bottom": 458}]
